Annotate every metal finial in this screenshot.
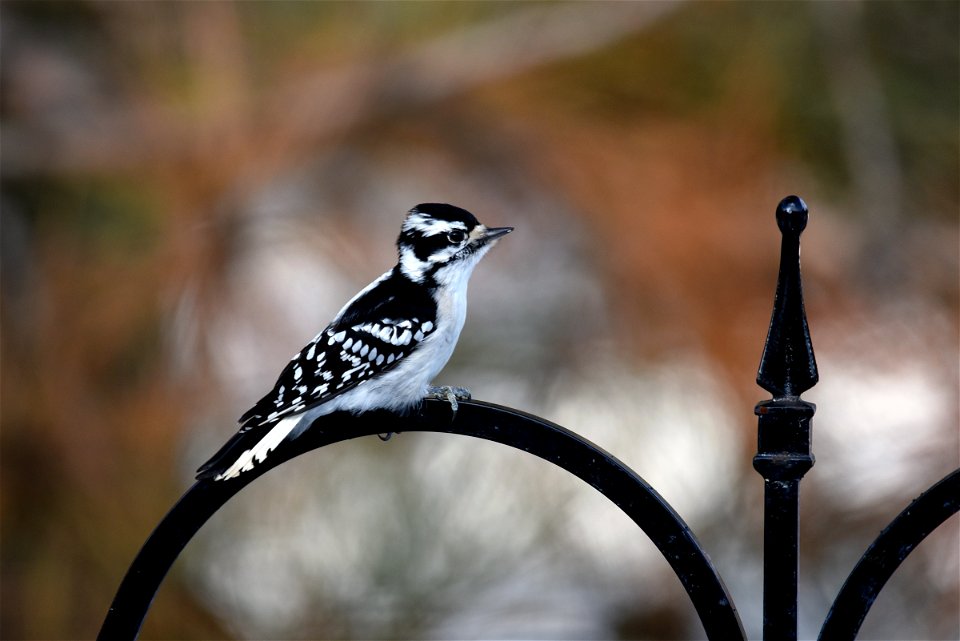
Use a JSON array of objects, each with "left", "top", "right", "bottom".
[
  {"left": 757, "top": 195, "right": 818, "bottom": 398},
  {"left": 776, "top": 195, "right": 809, "bottom": 236}
]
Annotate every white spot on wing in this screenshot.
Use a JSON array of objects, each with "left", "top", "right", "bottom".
[{"left": 342, "top": 362, "right": 369, "bottom": 381}]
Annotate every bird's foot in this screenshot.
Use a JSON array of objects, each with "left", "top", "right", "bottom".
[{"left": 426, "top": 385, "right": 472, "bottom": 419}]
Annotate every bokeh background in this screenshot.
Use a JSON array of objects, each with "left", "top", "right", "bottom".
[{"left": 2, "top": 2, "right": 957, "bottom": 640}]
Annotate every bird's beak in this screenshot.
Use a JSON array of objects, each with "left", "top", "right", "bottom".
[{"left": 481, "top": 226, "right": 513, "bottom": 242}]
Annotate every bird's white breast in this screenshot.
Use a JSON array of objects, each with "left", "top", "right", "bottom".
[{"left": 293, "top": 245, "right": 486, "bottom": 430}]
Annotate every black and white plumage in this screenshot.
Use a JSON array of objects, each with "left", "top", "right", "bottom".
[{"left": 196, "top": 203, "right": 512, "bottom": 481}]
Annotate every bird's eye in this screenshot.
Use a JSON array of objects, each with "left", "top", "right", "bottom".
[{"left": 446, "top": 230, "right": 466, "bottom": 244}]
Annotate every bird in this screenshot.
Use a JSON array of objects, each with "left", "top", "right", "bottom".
[{"left": 196, "top": 203, "right": 512, "bottom": 481}]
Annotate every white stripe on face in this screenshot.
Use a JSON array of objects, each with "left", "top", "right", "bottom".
[
  {"left": 400, "top": 238, "right": 470, "bottom": 281},
  {"left": 402, "top": 214, "right": 468, "bottom": 237},
  {"left": 400, "top": 225, "right": 497, "bottom": 282},
  {"left": 400, "top": 246, "right": 428, "bottom": 281}
]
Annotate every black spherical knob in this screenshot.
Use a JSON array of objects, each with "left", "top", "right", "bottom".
[{"left": 776, "top": 195, "right": 808, "bottom": 236}]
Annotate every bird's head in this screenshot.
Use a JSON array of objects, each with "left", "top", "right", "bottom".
[{"left": 397, "top": 203, "right": 512, "bottom": 285}]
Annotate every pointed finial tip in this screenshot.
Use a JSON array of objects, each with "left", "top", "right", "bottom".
[{"left": 776, "top": 195, "right": 808, "bottom": 236}]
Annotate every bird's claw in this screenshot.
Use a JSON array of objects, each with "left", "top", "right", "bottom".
[{"left": 426, "top": 385, "right": 471, "bottom": 419}]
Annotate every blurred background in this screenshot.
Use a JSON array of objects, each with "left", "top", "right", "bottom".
[{"left": 2, "top": 2, "right": 957, "bottom": 639}]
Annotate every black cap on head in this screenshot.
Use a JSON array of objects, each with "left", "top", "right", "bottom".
[{"left": 410, "top": 203, "right": 479, "bottom": 229}]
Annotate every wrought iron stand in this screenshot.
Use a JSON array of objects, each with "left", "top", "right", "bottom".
[{"left": 98, "top": 196, "right": 960, "bottom": 641}]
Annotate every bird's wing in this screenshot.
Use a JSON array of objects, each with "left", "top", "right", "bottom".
[
  {"left": 238, "top": 316, "right": 436, "bottom": 427},
  {"left": 195, "top": 313, "right": 436, "bottom": 479}
]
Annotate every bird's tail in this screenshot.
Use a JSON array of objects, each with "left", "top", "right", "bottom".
[
  {"left": 196, "top": 415, "right": 301, "bottom": 481},
  {"left": 195, "top": 430, "right": 249, "bottom": 480}
]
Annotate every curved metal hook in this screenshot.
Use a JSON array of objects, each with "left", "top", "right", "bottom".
[
  {"left": 819, "top": 468, "right": 960, "bottom": 641},
  {"left": 99, "top": 399, "right": 745, "bottom": 640}
]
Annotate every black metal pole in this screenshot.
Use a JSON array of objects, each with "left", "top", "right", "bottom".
[
  {"left": 754, "top": 195, "right": 819, "bottom": 641},
  {"left": 754, "top": 398, "right": 815, "bottom": 640}
]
